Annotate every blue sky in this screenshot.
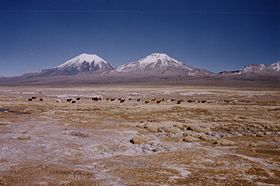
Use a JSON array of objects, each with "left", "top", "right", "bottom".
[{"left": 0, "top": 0, "right": 279, "bottom": 76}]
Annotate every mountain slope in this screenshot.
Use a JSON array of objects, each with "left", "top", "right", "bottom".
[{"left": 116, "top": 53, "right": 212, "bottom": 76}]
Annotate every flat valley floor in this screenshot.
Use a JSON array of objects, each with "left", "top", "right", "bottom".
[{"left": 0, "top": 85, "right": 279, "bottom": 185}]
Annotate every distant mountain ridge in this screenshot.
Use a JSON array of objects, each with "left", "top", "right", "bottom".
[
  {"left": 0, "top": 53, "right": 279, "bottom": 85},
  {"left": 219, "top": 61, "right": 280, "bottom": 75}
]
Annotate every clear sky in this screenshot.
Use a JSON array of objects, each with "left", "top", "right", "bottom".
[{"left": 0, "top": 0, "right": 279, "bottom": 76}]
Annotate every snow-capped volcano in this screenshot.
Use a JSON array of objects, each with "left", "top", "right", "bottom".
[
  {"left": 116, "top": 53, "right": 211, "bottom": 75},
  {"left": 57, "top": 53, "right": 114, "bottom": 74},
  {"left": 117, "top": 53, "right": 189, "bottom": 72}
]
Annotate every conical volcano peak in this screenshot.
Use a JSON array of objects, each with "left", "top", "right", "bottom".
[{"left": 54, "top": 53, "right": 114, "bottom": 75}]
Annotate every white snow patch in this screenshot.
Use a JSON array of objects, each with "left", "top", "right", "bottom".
[
  {"left": 164, "top": 163, "right": 191, "bottom": 180},
  {"left": 270, "top": 61, "right": 280, "bottom": 71}
]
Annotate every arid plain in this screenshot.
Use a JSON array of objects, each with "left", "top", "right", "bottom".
[{"left": 0, "top": 84, "right": 279, "bottom": 185}]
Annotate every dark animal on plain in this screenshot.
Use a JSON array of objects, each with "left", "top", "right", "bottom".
[
  {"left": 71, "top": 100, "right": 76, "bottom": 104},
  {"left": 161, "top": 99, "right": 166, "bottom": 102},
  {"left": 156, "top": 100, "right": 161, "bottom": 104},
  {"left": 118, "top": 98, "right": 122, "bottom": 101},
  {"left": 177, "top": 100, "right": 184, "bottom": 104},
  {"left": 92, "top": 97, "right": 99, "bottom": 101},
  {"left": 145, "top": 100, "right": 149, "bottom": 104},
  {"left": 32, "top": 96, "right": 37, "bottom": 100},
  {"left": 28, "top": 98, "right": 32, "bottom": 101},
  {"left": 224, "top": 100, "right": 230, "bottom": 104},
  {"left": 39, "top": 98, "right": 43, "bottom": 101},
  {"left": 196, "top": 100, "right": 201, "bottom": 103},
  {"left": 137, "top": 99, "right": 141, "bottom": 102},
  {"left": 128, "top": 98, "right": 132, "bottom": 100},
  {"left": 201, "top": 100, "right": 206, "bottom": 103},
  {"left": 67, "top": 99, "right": 72, "bottom": 102},
  {"left": 106, "top": 98, "right": 110, "bottom": 100},
  {"left": 111, "top": 98, "right": 115, "bottom": 101},
  {"left": 187, "top": 100, "right": 192, "bottom": 103},
  {"left": 120, "top": 99, "right": 125, "bottom": 103},
  {"left": 171, "top": 99, "right": 175, "bottom": 101},
  {"left": 76, "top": 97, "right": 80, "bottom": 101}
]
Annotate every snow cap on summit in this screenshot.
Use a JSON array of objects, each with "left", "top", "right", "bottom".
[{"left": 57, "top": 53, "right": 108, "bottom": 69}]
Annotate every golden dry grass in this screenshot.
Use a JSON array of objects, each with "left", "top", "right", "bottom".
[{"left": 0, "top": 85, "right": 279, "bottom": 185}]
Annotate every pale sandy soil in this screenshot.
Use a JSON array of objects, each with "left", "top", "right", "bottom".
[{"left": 0, "top": 85, "right": 279, "bottom": 185}]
